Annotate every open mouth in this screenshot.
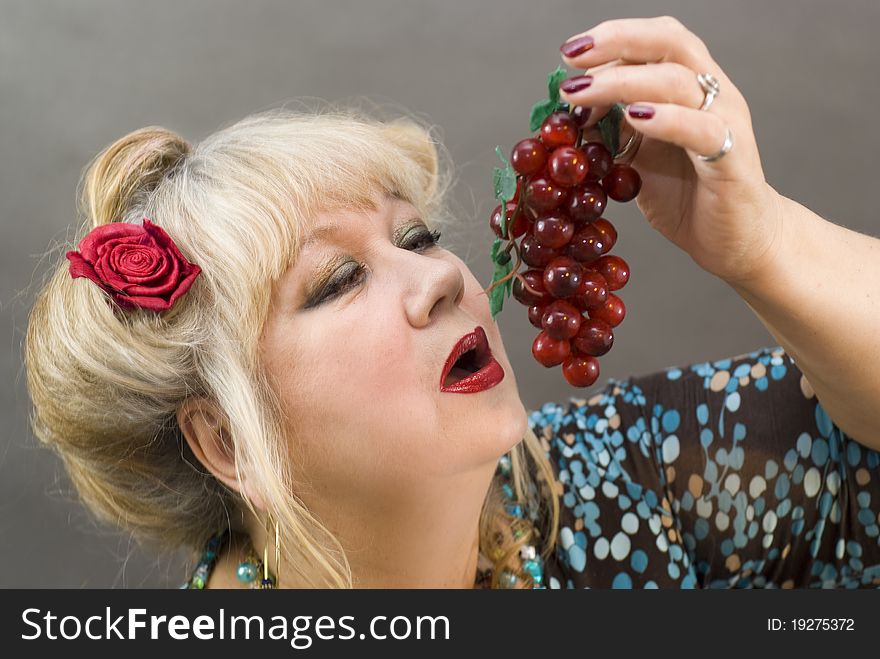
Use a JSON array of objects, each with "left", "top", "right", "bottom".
[{"left": 441, "top": 326, "right": 493, "bottom": 388}]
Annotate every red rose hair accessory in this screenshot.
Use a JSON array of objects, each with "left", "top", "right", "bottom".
[{"left": 65, "top": 218, "right": 201, "bottom": 313}]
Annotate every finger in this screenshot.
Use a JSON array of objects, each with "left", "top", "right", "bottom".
[
  {"left": 622, "top": 101, "right": 740, "bottom": 173},
  {"left": 560, "top": 16, "right": 718, "bottom": 76},
  {"left": 560, "top": 62, "right": 708, "bottom": 113}
]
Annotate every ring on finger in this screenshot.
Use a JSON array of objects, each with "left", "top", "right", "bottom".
[
  {"left": 697, "top": 125, "right": 734, "bottom": 162},
  {"left": 615, "top": 128, "right": 642, "bottom": 164},
  {"left": 697, "top": 72, "right": 720, "bottom": 111}
]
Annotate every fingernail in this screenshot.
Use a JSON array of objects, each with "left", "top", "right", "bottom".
[
  {"left": 560, "top": 35, "right": 595, "bottom": 58},
  {"left": 627, "top": 104, "right": 655, "bottom": 119},
  {"left": 560, "top": 75, "right": 593, "bottom": 94}
]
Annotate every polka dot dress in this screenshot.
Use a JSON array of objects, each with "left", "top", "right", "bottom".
[{"left": 533, "top": 345, "right": 880, "bottom": 589}]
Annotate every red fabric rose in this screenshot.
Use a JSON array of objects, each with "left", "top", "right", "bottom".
[{"left": 65, "top": 218, "right": 202, "bottom": 312}]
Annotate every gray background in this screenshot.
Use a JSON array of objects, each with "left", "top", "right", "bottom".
[{"left": 2, "top": 0, "right": 877, "bottom": 587}]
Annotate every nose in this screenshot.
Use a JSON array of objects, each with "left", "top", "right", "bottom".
[{"left": 404, "top": 252, "right": 465, "bottom": 327}]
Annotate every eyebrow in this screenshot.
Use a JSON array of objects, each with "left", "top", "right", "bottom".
[
  {"left": 299, "top": 222, "right": 344, "bottom": 251},
  {"left": 299, "top": 215, "right": 420, "bottom": 256}
]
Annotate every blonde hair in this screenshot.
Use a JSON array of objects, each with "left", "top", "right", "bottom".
[{"left": 23, "top": 101, "right": 559, "bottom": 588}]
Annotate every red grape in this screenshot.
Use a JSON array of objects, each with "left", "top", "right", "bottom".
[
  {"left": 570, "top": 105, "right": 592, "bottom": 128},
  {"left": 527, "top": 303, "right": 547, "bottom": 329},
  {"left": 588, "top": 292, "right": 626, "bottom": 327},
  {"left": 520, "top": 234, "right": 561, "bottom": 268},
  {"left": 510, "top": 138, "right": 548, "bottom": 177},
  {"left": 572, "top": 318, "right": 614, "bottom": 356},
  {"left": 562, "top": 352, "right": 601, "bottom": 387},
  {"left": 489, "top": 202, "right": 530, "bottom": 240},
  {"left": 524, "top": 176, "right": 569, "bottom": 214},
  {"left": 541, "top": 299, "right": 582, "bottom": 340},
  {"left": 566, "top": 224, "right": 605, "bottom": 264},
  {"left": 592, "top": 218, "right": 617, "bottom": 252},
  {"left": 566, "top": 182, "right": 607, "bottom": 224},
  {"left": 601, "top": 163, "right": 642, "bottom": 202},
  {"left": 532, "top": 330, "right": 571, "bottom": 367},
  {"left": 512, "top": 269, "right": 554, "bottom": 306},
  {"left": 592, "top": 254, "right": 630, "bottom": 291},
  {"left": 581, "top": 142, "right": 613, "bottom": 181},
  {"left": 547, "top": 146, "right": 588, "bottom": 187},
  {"left": 543, "top": 256, "right": 583, "bottom": 299},
  {"left": 539, "top": 112, "right": 578, "bottom": 149},
  {"left": 569, "top": 269, "right": 608, "bottom": 311},
  {"left": 532, "top": 213, "right": 575, "bottom": 249}
]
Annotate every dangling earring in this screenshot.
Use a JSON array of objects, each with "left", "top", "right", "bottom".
[
  {"left": 235, "top": 516, "right": 278, "bottom": 589},
  {"left": 260, "top": 513, "right": 281, "bottom": 588}
]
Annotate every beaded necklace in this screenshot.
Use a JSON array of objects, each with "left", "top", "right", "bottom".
[{"left": 183, "top": 453, "right": 543, "bottom": 589}]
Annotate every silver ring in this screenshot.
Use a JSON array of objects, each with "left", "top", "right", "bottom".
[
  {"left": 697, "top": 126, "right": 734, "bottom": 162},
  {"left": 615, "top": 128, "right": 643, "bottom": 163},
  {"left": 697, "top": 72, "right": 720, "bottom": 111}
]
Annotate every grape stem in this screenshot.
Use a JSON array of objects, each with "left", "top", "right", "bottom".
[
  {"left": 503, "top": 186, "right": 526, "bottom": 241},
  {"left": 481, "top": 237, "right": 542, "bottom": 299},
  {"left": 482, "top": 239, "right": 521, "bottom": 296}
]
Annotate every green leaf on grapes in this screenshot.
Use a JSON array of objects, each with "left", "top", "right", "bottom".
[
  {"left": 488, "top": 238, "right": 513, "bottom": 319},
  {"left": 546, "top": 65, "right": 568, "bottom": 106},
  {"left": 493, "top": 146, "right": 517, "bottom": 238},
  {"left": 596, "top": 102, "right": 626, "bottom": 158},
  {"left": 494, "top": 146, "right": 517, "bottom": 202},
  {"left": 490, "top": 237, "right": 505, "bottom": 265},
  {"left": 492, "top": 165, "right": 504, "bottom": 198},
  {"left": 529, "top": 66, "right": 569, "bottom": 131}
]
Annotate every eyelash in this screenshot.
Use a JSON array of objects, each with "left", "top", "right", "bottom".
[{"left": 311, "top": 228, "right": 442, "bottom": 306}]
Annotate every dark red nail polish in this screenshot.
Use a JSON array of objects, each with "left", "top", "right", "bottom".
[
  {"left": 560, "top": 35, "right": 595, "bottom": 58},
  {"left": 560, "top": 75, "right": 592, "bottom": 94},
  {"left": 628, "top": 104, "right": 655, "bottom": 119}
]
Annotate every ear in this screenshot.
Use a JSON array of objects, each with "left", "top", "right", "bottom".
[{"left": 176, "top": 398, "right": 266, "bottom": 510}]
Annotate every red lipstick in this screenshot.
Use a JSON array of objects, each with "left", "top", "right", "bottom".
[{"left": 440, "top": 326, "right": 505, "bottom": 393}]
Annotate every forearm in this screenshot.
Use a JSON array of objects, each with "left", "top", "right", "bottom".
[{"left": 726, "top": 189, "right": 880, "bottom": 450}]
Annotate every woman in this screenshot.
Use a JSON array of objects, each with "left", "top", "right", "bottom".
[{"left": 23, "top": 16, "right": 880, "bottom": 589}]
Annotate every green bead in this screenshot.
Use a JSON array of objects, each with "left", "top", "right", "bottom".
[{"left": 191, "top": 575, "right": 205, "bottom": 589}]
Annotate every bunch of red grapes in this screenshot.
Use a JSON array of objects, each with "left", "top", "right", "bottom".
[{"left": 490, "top": 106, "right": 641, "bottom": 388}]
